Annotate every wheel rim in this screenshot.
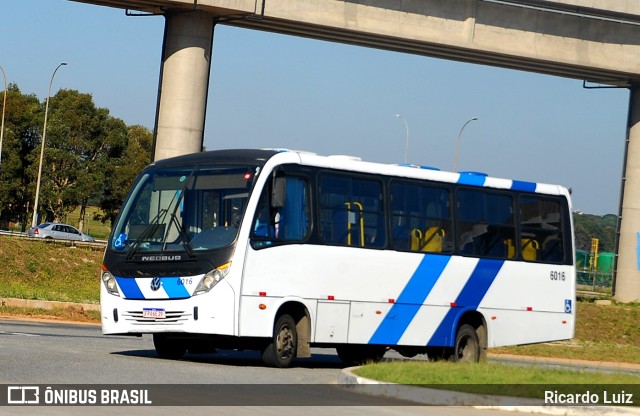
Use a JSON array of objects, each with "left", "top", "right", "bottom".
[
  {"left": 456, "top": 334, "right": 478, "bottom": 362},
  {"left": 276, "top": 324, "right": 295, "bottom": 360}
]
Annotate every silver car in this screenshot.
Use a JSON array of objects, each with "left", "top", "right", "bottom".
[{"left": 27, "top": 222, "right": 96, "bottom": 242}]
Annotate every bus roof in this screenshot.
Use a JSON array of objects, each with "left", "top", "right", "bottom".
[
  {"left": 149, "top": 149, "right": 279, "bottom": 168},
  {"left": 147, "top": 149, "right": 570, "bottom": 198}
]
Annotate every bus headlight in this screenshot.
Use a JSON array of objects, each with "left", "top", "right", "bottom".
[
  {"left": 101, "top": 270, "right": 120, "bottom": 297},
  {"left": 195, "top": 263, "right": 230, "bottom": 295}
]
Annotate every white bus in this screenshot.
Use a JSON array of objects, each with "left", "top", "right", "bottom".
[{"left": 101, "top": 149, "right": 575, "bottom": 367}]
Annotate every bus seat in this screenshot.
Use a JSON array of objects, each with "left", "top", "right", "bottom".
[
  {"left": 506, "top": 238, "right": 539, "bottom": 261},
  {"left": 411, "top": 227, "right": 444, "bottom": 253},
  {"left": 521, "top": 238, "right": 540, "bottom": 261}
]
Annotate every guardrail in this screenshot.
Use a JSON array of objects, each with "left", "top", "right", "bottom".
[{"left": 0, "top": 230, "right": 107, "bottom": 251}]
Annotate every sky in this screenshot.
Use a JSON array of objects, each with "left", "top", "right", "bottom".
[{"left": 2, "top": 0, "right": 631, "bottom": 215}]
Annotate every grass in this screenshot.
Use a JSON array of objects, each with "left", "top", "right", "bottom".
[
  {"left": 0, "top": 235, "right": 103, "bottom": 306},
  {"left": 354, "top": 362, "right": 640, "bottom": 399},
  {"left": 61, "top": 206, "right": 112, "bottom": 239},
  {"left": 355, "top": 361, "right": 640, "bottom": 384},
  {"left": 492, "top": 301, "right": 640, "bottom": 364}
]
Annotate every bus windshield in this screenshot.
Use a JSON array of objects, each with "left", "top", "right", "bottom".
[{"left": 111, "top": 164, "right": 257, "bottom": 255}]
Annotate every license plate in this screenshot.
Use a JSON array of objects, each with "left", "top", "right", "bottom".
[{"left": 143, "top": 308, "right": 166, "bottom": 319}]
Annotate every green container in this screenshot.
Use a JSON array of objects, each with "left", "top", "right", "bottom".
[
  {"left": 575, "top": 249, "right": 589, "bottom": 269},
  {"left": 597, "top": 252, "right": 615, "bottom": 273}
]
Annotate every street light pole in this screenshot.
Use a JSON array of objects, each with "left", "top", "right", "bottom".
[
  {"left": 395, "top": 113, "right": 410, "bottom": 164},
  {"left": 32, "top": 62, "right": 67, "bottom": 228},
  {"left": 453, "top": 117, "right": 479, "bottom": 172}
]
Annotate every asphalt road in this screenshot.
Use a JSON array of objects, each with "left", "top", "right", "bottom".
[{"left": 0, "top": 318, "right": 516, "bottom": 416}]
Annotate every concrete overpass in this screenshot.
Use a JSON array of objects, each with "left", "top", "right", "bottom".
[{"left": 72, "top": 0, "right": 640, "bottom": 301}]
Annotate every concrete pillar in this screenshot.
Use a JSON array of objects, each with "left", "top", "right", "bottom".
[
  {"left": 614, "top": 85, "right": 640, "bottom": 302},
  {"left": 152, "top": 10, "right": 214, "bottom": 161}
]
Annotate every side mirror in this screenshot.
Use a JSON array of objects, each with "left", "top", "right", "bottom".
[{"left": 271, "top": 177, "right": 286, "bottom": 209}]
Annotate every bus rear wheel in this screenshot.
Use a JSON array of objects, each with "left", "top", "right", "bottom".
[
  {"left": 262, "top": 314, "right": 297, "bottom": 368},
  {"left": 451, "top": 324, "right": 481, "bottom": 363},
  {"left": 153, "top": 334, "right": 187, "bottom": 360}
]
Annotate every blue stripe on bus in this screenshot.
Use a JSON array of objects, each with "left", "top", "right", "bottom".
[
  {"left": 511, "top": 180, "right": 537, "bottom": 192},
  {"left": 160, "top": 277, "right": 191, "bottom": 299},
  {"left": 115, "top": 277, "right": 145, "bottom": 300},
  {"left": 427, "top": 258, "right": 504, "bottom": 347},
  {"left": 368, "top": 254, "right": 450, "bottom": 345},
  {"left": 457, "top": 173, "right": 486, "bottom": 187},
  {"left": 115, "top": 277, "right": 192, "bottom": 300}
]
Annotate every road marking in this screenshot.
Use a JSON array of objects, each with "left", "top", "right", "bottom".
[{"left": 0, "top": 331, "right": 41, "bottom": 337}]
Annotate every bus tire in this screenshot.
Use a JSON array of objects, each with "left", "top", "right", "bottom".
[
  {"left": 336, "top": 345, "right": 386, "bottom": 366},
  {"left": 262, "top": 314, "right": 297, "bottom": 368},
  {"left": 451, "top": 324, "right": 481, "bottom": 363},
  {"left": 153, "top": 334, "right": 186, "bottom": 360}
]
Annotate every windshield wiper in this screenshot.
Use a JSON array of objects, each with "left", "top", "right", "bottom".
[
  {"left": 125, "top": 208, "right": 169, "bottom": 260},
  {"left": 161, "top": 167, "right": 198, "bottom": 258},
  {"left": 163, "top": 204, "right": 196, "bottom": 258}
]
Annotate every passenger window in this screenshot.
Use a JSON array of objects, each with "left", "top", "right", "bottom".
[
  {"left": 519, "top": 196, "right": 565, "bottom": 263},
  {"left": 319, "top": 174, "right": 385, "bottom": 248},
  {"left": 456, "top": 189, "right": 515, "bottom": 259},
  {"left": 251, "top": 175, "right": 310, "bottom": 248},
  {"left": 390, "top": 181, "right": 452, "bottom": 253}
]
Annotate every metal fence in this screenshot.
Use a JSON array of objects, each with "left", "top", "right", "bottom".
[{"left": 576, "top": 269, "right": 613, "bottom": 294}]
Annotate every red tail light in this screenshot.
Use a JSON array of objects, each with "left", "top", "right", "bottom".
[{"left": 34, "top": 229, "right": 39, "bottom": 235}]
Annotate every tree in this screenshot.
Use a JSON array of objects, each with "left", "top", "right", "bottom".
[
  {"left": 31, "top": 89, "right": 128, "bottom": 228},
  {"left": 0, "top": 84, "right": 43, "bottom": 230},
  {"left": 573, "top": 213, "right": 617, "bottom": 253},
  {"left": 97, "top": 124, "right": 152, "bottom": 226},
  {"left": 0, "top": 83, "right": 153, "bottom": 232},
  {"left": 75, "top": 111, "right": 128, "bottom": 232}
]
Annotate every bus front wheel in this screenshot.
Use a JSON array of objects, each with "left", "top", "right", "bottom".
[
  {"left": 262, "top": 314, "right": 297, "bottom": 368},
  {"left": 153, "top": 334, "right": 186, "bottom": 360},
  {"left": 451, "top": 324, "right": 481, "bottom": 363}
]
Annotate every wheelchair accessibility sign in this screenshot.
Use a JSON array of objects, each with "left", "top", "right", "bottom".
[{"left": 564, "top": 299, "right": 572, "bottom": 314}]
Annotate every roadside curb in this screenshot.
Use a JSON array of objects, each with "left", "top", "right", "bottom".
[
  {"left": 338, "top": 366, "right": 640, "bottom": 414},
  {"left": 0, "top": 297, "right": 99, "bottom": 312}
]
